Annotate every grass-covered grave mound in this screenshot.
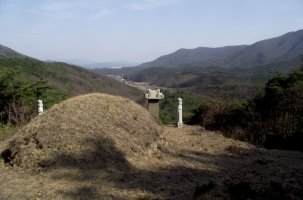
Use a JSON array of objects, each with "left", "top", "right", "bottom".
[{"left": 2, "top": 93, "right": 163, "bottom": 170}]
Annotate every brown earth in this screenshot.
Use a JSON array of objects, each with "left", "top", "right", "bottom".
[{"left": 0, "top": 94, "right": 302, "bottom": 199}]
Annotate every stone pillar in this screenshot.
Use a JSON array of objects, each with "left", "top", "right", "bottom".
[
  {"left": 38, "top": 99, "right": 43, "bottom": 115},
  {"left": 144, "top": 89, "right": 164, "bottom": 119},
  {"left": 177, "top": 98, "right": 183, "bottom": 127}
]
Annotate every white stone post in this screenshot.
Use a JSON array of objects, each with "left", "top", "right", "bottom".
[
  {"left": 177, "top": 98, "right": 183, "bottom": 127},
  {"left": 38, "top": 99, "right": 43, "bottom": 115}
]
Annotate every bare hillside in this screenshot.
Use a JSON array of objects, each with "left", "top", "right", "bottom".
[
  {"left": 0, "top": 44, "right": 26, "bottom": 58},
  {"left": 0, "top": 94, "right": 302, "bottom": 199}
]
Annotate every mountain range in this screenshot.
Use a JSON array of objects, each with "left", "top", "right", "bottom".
[
  {"left": 93, "top": 29, "right": 303, "bottom": 99},
  {"left": 94, "top": 29, "right": 303, "bottom": 77},
  {"left": 137, "top": 29, "right": 303, "bottom": 69}
]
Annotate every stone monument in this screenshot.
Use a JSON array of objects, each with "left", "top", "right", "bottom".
[
  {"left": 177, "top": 97, "right": 183, "bottom": 127},
  {"left": 38, "top": 99, "right": 43, "bottom": 115},
  {"left": 145, "top": 89, "right": 164, "bottom": 119}
]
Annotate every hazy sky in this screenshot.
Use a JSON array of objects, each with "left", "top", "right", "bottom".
[{"left": 1, "top": 0, "right": 303, "bottom": 64}]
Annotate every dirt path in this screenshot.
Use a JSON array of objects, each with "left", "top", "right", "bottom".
[{"left": 1, "top": 125, "right": 303, "bottom": 199}]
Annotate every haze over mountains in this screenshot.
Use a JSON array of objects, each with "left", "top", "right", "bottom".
[
  {"left": 0, "top": 44, "right": 136, "bottom": 69},
  {"left": 60, "top": 59, "right": 138, "bottom": 69}
]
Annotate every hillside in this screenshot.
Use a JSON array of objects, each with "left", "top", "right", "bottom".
[
  {"left": 228, "top": 29, "right": 303, "bottom": 68},
  {"left": 0, "top": 94, "right": 302, "bottom": 199},
  {"left": 0, "top": 57, "right": 142, "bottom": 100},
  {"left": 0, "top": 44, "right": 26, "bottom": 58}
]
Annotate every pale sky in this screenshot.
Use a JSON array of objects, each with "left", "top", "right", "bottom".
[{"left": 0, "top": 0, "right": 303, "bottom": 64}]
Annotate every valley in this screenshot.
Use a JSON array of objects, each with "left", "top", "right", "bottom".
[{"left": 95, "top": 30, "right": 303, "bottom": 99}]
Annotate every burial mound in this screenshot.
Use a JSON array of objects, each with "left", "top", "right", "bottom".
[{"left": 2, "top": 93, "right": 163, "bottom": 170}]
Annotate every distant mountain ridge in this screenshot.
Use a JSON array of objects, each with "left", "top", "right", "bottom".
[
  {"left": 57, "top": 59, "right": 139, "bottom": 69},
  {"left": 138, "top": 29, "right": 303, "bottom": 69},
  {"left": 0, "top": 44, "right": 26, "bottom": 58},
  {"left": 139, "top": 45, "right": 248, "bottom": 69}
]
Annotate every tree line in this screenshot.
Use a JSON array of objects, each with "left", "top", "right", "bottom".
[
  {"left": 0, "top": 68, "right": 65, "bottom": 127},
  {"left": 159, "top": 57, "right": 303, "bottom": 151},
  {"left": 192, "top": 58, "right": 303, "bottom": 151}
]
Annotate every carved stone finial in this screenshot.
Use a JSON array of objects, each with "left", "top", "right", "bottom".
[{"left": 38, "top": 99, "right": 43, "bottom": 115}]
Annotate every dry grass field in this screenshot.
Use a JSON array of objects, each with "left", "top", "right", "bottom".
[{"left": 1, "top": 94, "right": 302, "bottom": 200}]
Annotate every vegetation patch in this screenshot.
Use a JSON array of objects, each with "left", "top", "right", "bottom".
[{"left": 190, "top": 64, "right": 303, "bottom": 151}]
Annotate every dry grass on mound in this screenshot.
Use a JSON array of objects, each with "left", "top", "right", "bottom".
[{"left": 2, "top": 93, "right": 163, "bottom": 170}]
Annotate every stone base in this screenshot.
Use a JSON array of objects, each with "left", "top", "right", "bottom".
[
  {"left": 147, "top": 99, "right": 160, "bottom": 119},
  {"left": 177, "top": 122, "right": 183, "bottom": 128}
]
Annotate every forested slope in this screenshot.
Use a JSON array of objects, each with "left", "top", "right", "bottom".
[{"left": 0, "top": 57, "right": 141, "bottom": 127}]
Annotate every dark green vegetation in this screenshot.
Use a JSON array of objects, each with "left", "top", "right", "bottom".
[
  {"left": 0, "top": 56, "right": 141, "bottom": 140},
  {"left": 157, "top": 59, "right": 303, "bottom": 151},
  {"left": 0, "top": 58, "right": 141, "bottom": 97},
  {"left": 0, "top": 67, "right": 65, "bottom": 126},
  {"left": 159, "top": 90, "right": 211, "bottom": 124},
  {"left": 193, "top": 62, "right": 303, "bottom": 151}
]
